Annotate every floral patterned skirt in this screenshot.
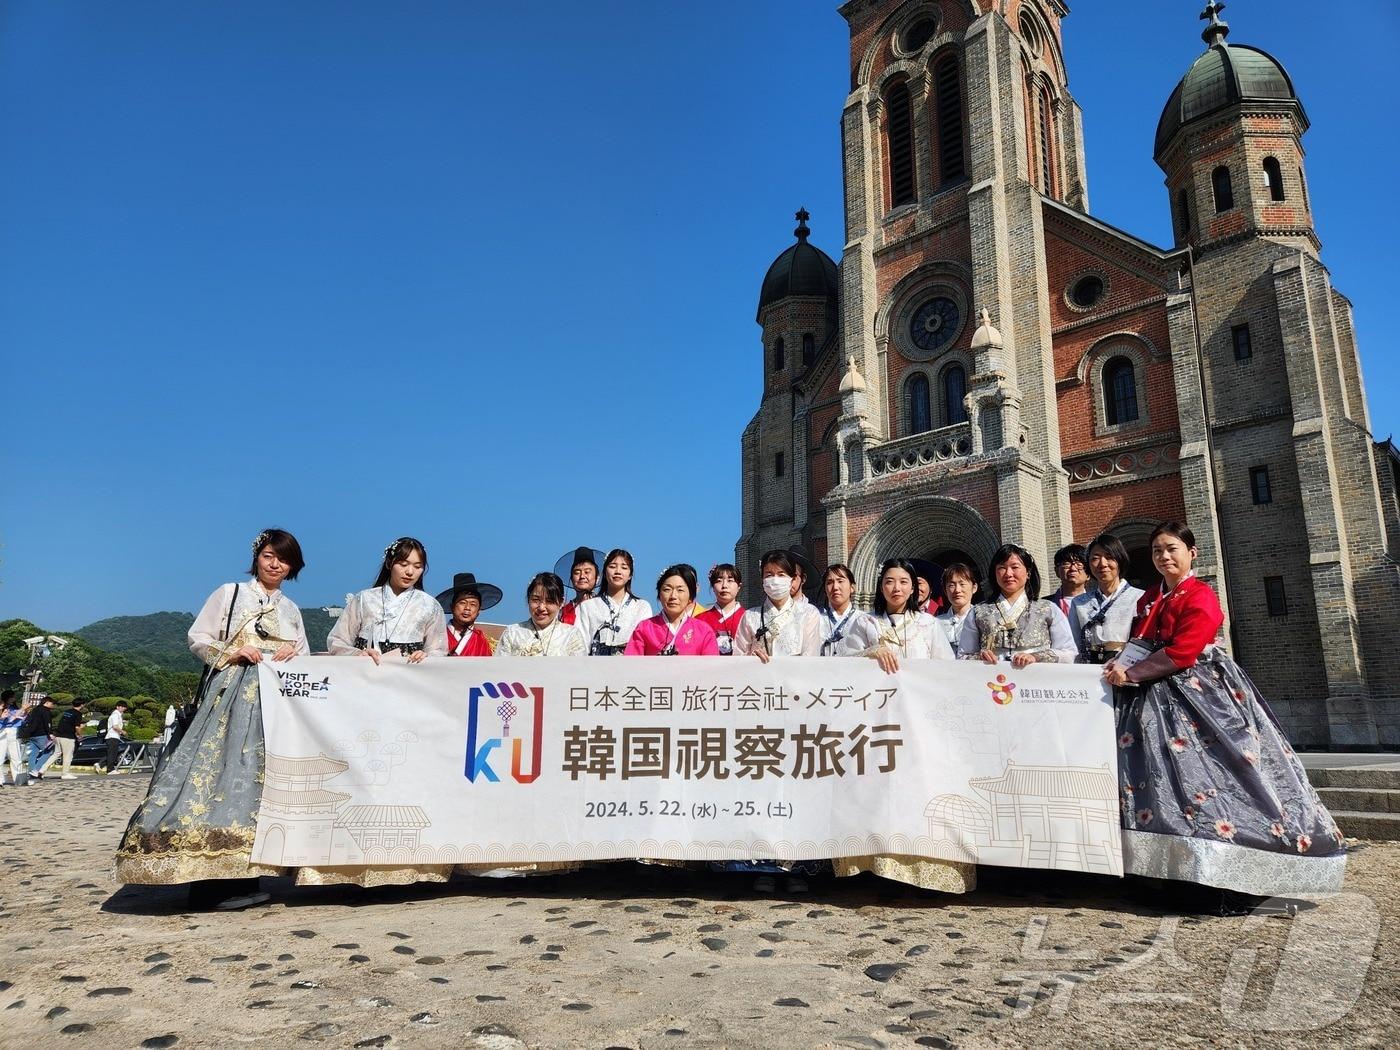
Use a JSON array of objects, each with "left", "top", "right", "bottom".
[
  {"left": 1115, "top": 649, "right": 1346, "bottom": 896},
  {"left": 116, "top": 663, "right": 281, "bottom": 884}
]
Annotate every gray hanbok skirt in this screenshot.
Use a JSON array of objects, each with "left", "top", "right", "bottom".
[
  {"left": 1116, "top": 649, "right": 1346, "bottom": 896},
  {"left": 116, "top": 663, "right": 280, "bottom": 884}
]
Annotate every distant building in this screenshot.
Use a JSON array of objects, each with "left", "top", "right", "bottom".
[{"left": 738, "top": 1, "right": 1399, "bottom": 748}]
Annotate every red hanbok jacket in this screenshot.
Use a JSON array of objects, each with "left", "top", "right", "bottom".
[
  {"left": 445, "top": 624, "right": 493, "bottom": 657},
  {"left": 1126, "top": 575, "right": 1224, "bottom": 683}
]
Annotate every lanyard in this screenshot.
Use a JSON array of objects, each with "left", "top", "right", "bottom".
[{"left": 822, "top": 608, "right": 856, "bottom": 655}]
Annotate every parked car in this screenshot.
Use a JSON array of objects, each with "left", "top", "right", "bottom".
[{"left": 71, "top": 735, "right": 140, "bottom": 769}]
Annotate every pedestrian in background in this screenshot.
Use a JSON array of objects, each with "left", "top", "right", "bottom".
[
  {"left": 52, "top": 698, "right": 85, "bottom": 780},
  {"left": 0, "top": 692, "right": 24, "bottom": 786},
  {"left": 105, "top": 701, "right": 128, "bottom": 775},
  {"left": 18, "top": 697, "right": 55, "bottom": 782}
]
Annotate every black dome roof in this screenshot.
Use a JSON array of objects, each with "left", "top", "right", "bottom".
[
  {"left": 1155, "top": 9, "right": 1302, "bottom": 157},
  {"left": 757, "top": 210, "right": 839, "bottom": 322}
]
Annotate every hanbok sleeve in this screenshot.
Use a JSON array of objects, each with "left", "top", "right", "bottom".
[
  {"left": 797, "top": 607, "right": 823, "bottom": 656},
  {"left": 188, "top": 584, "right": 234, "bottom": 667},
  {"left": 733, "top": 612, "right": 758, "bottom": 656},
  {"left": 957, "top": 612, "right": 982, "bottom": 659},
  {"left": 283, "top": 601, "right": 310, "bottom": 656},
  {"left": 1126, "top": 583, "right": 1224, "bottom": 683},
  {"left": 561, "top": 625, "right": 587, "bottom": 656},
  {"left": 926, "top": 617, "right": 955, "bottom": 660},
  {"left": 327, "top": 594, "right": 362, "bottom": 654},
  {"left": 624, "top": 620, "right": 653, "bottom": 655},
  {"left": 421, "top": 599, "right": 448, "bottom": 657},
  {"left": 1047, "top": 605, "right": 1078, "bottom": 664},
  {"left": 1066, "top": 595, "right": 1087, "bottom": 661},
  {"left": 848, "top": 613, "right": 881, "bottom": 655},
  {"left": 496, "top": 626, "right": 521, "bottom": 657}
]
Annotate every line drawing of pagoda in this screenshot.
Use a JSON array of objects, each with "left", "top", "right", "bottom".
[
  {"left": 258, "top": 753, "right": 352, "bottom": 866},
  {"left": 921, "top": 761, "right": 1121, "bottom": 875},
  {"left": 257, "top": 743, "right": 439, "bottom": 866}
]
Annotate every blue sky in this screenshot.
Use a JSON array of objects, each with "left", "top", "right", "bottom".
[{"left": 2, "top": 1, "right": 1396, "bottom": 631}]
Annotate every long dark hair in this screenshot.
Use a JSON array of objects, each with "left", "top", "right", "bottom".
[
  {"left": 373, "top": 537, "right": 428, "bottom": 589},
  {"left": 872, "top": 558, "right": 919, "bottom": 616},
  {"left": 602, "top": 548, "right": 637, "bottom": 600},
  {"left": 987, "top": 543, "right": 1041, "bottom": 601},
  {"left": 248, "top": 528, "right": 305, "bottom": 581}
]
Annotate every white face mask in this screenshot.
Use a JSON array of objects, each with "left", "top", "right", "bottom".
[{"left": 763, "top": 576, "right": 793, "bottom": 602}]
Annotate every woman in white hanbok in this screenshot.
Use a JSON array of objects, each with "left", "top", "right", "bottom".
[
  {"left": 834, "top": 558, "right": 971, "bottom": 893},
  {"left": 817, "top": 564, "right": 879, "bottom": 657},
  {"left": 328, "top": 537, "right": 446, "bottom": 662},
  {"left": 720, "top": 551, "right": 821, "bottom": 890},
  {"left": 574, "top": 549, "right": 652, "bottom": 655},
  {"left": 733, "top": 551, "right": 822, "bottom": 660},
  {"left": 117, "top": 529, "right": 309, "bottom": 909},
  {"left": 496, "top": 573, "right": 587, "bottom": 657}
]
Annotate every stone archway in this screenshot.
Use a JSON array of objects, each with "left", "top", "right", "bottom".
[{"left": 848, "top": 497, "right": 1001, "bottom": 601}]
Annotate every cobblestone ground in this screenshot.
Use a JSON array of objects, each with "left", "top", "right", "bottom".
[{"left": 0, "top": 775, "right": 1394, "bottom": 1050}]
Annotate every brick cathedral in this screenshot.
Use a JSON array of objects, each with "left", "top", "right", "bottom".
[{"left": 736, "top": 0, "right": 1400, "bottom": 749}]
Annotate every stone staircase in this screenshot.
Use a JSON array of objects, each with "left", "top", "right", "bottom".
[{"left": 1303, "top": 759, "right": 1400, "bottom": 841}]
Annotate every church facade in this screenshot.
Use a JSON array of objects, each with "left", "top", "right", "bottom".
[{"left": 736, "top": 0, "right": 1400, "bottom": 749}]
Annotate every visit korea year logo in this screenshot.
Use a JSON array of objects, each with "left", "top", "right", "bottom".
[{"left": 464, "top": 681, "right": 545, "bottom": 784}]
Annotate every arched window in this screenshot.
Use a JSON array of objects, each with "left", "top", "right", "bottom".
[
  {"left": 1263, "top": 156, "right": 1285, "bottom": 202},
  {"left": 941, "top": 364, "right": 968, "bottom": 425},
  {"left": 773, "top": 338, "right": 785, "bottom": 372},
  {"left": 933, "top": 55, "right": 965, "bottom": 183},
  {"left": 1104, "top": 356, "right": 1140, "bottom": 425},
  {"left": 1037, "top": 83, "right": 1056, "bottom": 196},
  {"left": 908, "top": 374, "right": 932, "bottom": 434},
  {"left": 1176, "top": 187, "right": 1192, "bottom": 238},
  {"left": 1212, "top": 165, "right": 1234, "bottom": 212},
  {"left": 884, "top": 81, "right": 916, "bottom": 208},
  {"left": 801, "top": 332, "right": 815, "bottom": 367}
]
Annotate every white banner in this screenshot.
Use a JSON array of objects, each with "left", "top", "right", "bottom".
[{"left": 252, "top": 656, "right": 1122, "bottom": 876}]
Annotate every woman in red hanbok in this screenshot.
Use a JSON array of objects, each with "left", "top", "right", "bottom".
[{"left": 1105, "top": 522, "right": 1346, "bottom": 896}]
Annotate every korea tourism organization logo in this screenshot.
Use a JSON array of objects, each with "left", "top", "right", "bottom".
[
  {"left": 987, "top": 673, "right": 1016, "bottom": 706},
  {"left": 464, "top": 681, "right": 545, "bottom": 784}
]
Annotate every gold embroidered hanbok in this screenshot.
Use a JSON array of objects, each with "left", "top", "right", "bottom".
[{"left": 116, "top": 581, "right": 307, "bottom": 883}]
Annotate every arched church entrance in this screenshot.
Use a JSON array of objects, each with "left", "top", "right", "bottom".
[
  {"left": 1106, "top": 519, "right": 1158, "bottom": 591},
  {"left": 848, "top": 497, "right": 1000, "bottom": 606}
]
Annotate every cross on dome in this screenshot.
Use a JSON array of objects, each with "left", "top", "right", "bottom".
[
  {"left": 794, "top": 207, "right": 811, "bottom": 241},
  {"left": 1200, "top": 0, "right": 1230, "bottom": 46}
]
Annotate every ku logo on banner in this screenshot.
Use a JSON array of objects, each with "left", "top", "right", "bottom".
[{"left": 464, "top": 681, "right": 545, "bottom": 783}]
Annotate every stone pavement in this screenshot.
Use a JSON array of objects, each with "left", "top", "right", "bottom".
[{"left": 0, "top": 774, "right": 1395, "bottom": 1050}]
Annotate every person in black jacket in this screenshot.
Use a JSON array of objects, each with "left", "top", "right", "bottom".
[
  {"left": 18, "top": 698, "right": 55, "bottom": 783},
  {"left": 51, "top": 698, "right": 85, "bottom": 780}
]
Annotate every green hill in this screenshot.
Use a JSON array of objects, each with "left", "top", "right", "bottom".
[
  {"left": 77, "top": 611, "right": 199, "bottom": 671},
  {"left": 76, "top": 606, "right": 342, "bottom": 671}
]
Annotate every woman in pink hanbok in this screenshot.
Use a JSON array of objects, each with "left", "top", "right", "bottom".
[{"left": 626, "top": 564, "right": 720, "bottom": 655}]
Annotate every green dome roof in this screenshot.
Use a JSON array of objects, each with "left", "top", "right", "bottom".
[
  {"left": 1155, "top": 41, "right": 1301, "bottom": 157},
  {"left": 757, "top": 210, "right": 839, "bottom": 321}
]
